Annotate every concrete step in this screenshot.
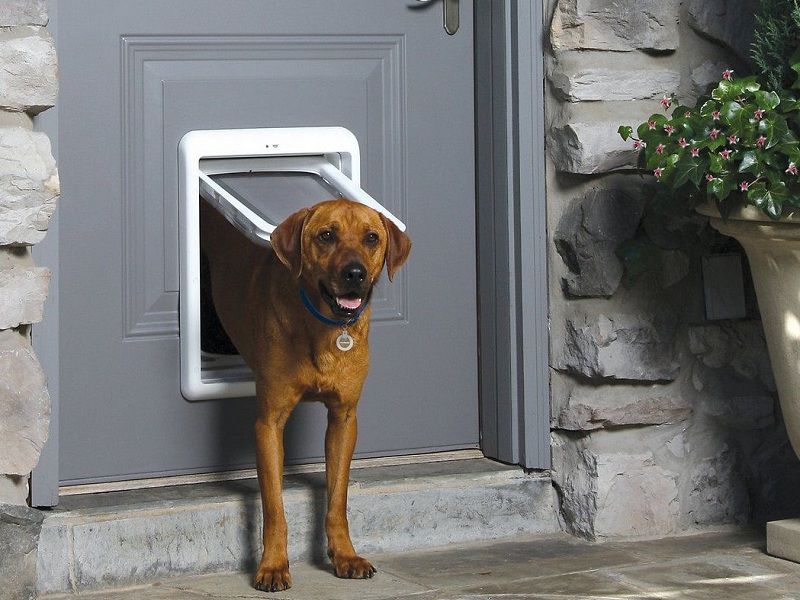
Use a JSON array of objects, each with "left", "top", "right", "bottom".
[{"left": 37, "top": 459, "right": 557, "bottom": 594}]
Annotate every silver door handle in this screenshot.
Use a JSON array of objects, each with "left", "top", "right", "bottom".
[{"left": 416, "top": 0, "right": 459, "bottom": 35}]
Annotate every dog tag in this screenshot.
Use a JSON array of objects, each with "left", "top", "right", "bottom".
[{"left": 336, "top": 331, "right": 354, "bottom": 352}]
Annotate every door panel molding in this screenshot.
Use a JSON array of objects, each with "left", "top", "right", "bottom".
[{"left": 120, "top": 35, "right": 407, "bottom": 338}]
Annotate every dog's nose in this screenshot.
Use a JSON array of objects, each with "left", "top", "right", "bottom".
[{"left": 342, "top": 262, "right": 366, "bottom": 284}]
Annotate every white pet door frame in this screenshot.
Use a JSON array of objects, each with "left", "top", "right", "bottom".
[{"left": 178, "top": 126, "right": 405, "bottom": 401}]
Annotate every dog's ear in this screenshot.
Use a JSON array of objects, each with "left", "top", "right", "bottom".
[
  {"left": 380, "top": 214, "right": 412, "bottom": 281},
  {"left": 271, "top": 207, "right": 310, "bottom": 277}
]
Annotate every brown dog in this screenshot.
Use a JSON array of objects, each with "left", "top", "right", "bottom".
[{"left": 200, "top": 198, "right": 411, "bottom": 592}]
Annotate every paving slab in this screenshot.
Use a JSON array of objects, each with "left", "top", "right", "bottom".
[
  {"left": 378, "top": 533, "right": 640, "bottom": 588},
  {"left": 610, "top": 552, "right": 800, "bottom": 599},
  {"left": 455, "top": 570, "right": 648, "bottom": 598},
  {"left": 41, "top": 529, "right": 800, "bottom": 600},
  {"left": 619, "top": 528, "right": 765, "bottom": 562}
]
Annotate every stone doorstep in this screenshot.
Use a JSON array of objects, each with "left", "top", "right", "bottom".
[
  {"left": 37, "top": 459, "right": 557, "bottom": 595},
  {"left": 767, "top": 519, "right": 800, "bottom": 564}
]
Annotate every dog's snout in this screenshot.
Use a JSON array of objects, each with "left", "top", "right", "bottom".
[{"left": 342, "top": 262, "right": 366, "bottom": 284}]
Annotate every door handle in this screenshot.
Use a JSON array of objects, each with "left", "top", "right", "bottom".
[{"left": 416, "top": 0, "right": 459, "bottom": 35}]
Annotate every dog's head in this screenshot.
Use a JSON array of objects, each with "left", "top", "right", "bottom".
[{"left": 271, "top": 199, "right": 411, "bottom": 319}]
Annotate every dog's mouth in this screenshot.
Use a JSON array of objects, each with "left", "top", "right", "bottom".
[{"left": 319, "top": 283, "right": 367, "bottom": 318}]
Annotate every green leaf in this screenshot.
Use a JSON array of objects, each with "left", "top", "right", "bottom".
[
  {"left": 709, "top": 153, "right": 727, "bottom": 174},
  {"left": 758, "top": 148, "right": 780, "bottom": 168},
  {"left": 618, "top": 125, "right": 633, "bottom": 141},
  {"left": 703, "top": 129, "right": 727, "bottom": 151},
  {"left": 712, "top": 77, "right": 760, "bottom": 101},
  {"left": 722, "top": 100, "right": 743, "bottom": 121},
  {"left": 776, "top": 140, "right": 800, "bottom": 163},
  {"left": 673, "top": 155, "right": 705, "bottom": 188},
  {"left": 792, "top": 46, "right": 800, "bottom": 90},
  {"left": 740, "top": 76, "right": 762, "bottom": 93},
  {"left": 699, "top": 100, "right": 719, "bottom": 117},
  {"left": 646, "top": 152, "right": 663, "bottom": 171},
  {"left": 766, "top": 171, "right": 790, "bottom": 192},
  {"left": 759, "top": 116, "right": 790, "bottom": 149},
  {"left": 665, "top": 153, "right": 680, "bottom": 170},
  {"left": 707, "top": 177, "right": 736, "bottom": 202},
  {"left": 637, "top": 114, "right": 668, "bottom": 139},
  {"left": 712, "top": 79, "right": 735, "bottom": 101},
  {"left": 671, "top": 105, "right": 694, "bottom": 118},
  {"left": 747, "top": 181, "right": 788, "bottom": 219},
  {"left": 753, "top": 90, "right": 781, "bottom": 110},
  {"left": 782, "top": 98, "right": 800, "bottom": 112},
  {"left": 677, "top": 122, "right": 695, "bottom": 140},
  {"left": 738, "top": 150, "right": 759, "bottom": 173}
]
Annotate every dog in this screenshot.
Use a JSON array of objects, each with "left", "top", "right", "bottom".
[{"left": 200, "top": 198, "right": 411, "bottom": 592}]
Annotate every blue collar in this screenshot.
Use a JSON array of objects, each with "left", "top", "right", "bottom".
[{"left": 299, "top": 288, "right": 368, "bottom": 327}]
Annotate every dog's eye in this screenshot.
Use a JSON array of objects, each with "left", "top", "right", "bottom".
[
  {"left": 318, "top": 230, "right": 335, "bottom": 243},
  {"left": 364, "top": 232, "right": 379, "bottom": 246}
]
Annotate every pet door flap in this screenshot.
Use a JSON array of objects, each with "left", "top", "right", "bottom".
[{"left": 198, "top": 156, "right": 405, "bottom": 247}]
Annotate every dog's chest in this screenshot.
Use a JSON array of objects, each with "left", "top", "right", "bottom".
[{"left": 295, "top": 334, "right": 369, "bottom": 397}]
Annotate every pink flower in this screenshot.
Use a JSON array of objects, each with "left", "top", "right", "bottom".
[
  {"left": 685, "top": 111, "right": 692, "bottom": 118},
  {"left": 691, "top": 147, "right": 700, "bottom": 157},
  {"left": 757, "top": 135, "right": 767, "bottom": 148},
  {"left": 740, "top": 181, "right": 750, "bottom": 191},
  {"left": 727, "top": 135, "right": 738, "bottom": 144},
  {"left": 709, "top": 128, "right": 721, "bottom": 139},
  {"left": 722, "top": 69, "right": 734, "bottom": 80},
  {"left": 720, "top": 149, "right": 732, "bottom": 160},
  {"left": 712, "top": 111, "right": 721, "bottom": 121},
  {"left": 648, "top": 120, "right": 657, "bottom": 130},
  {"left": 678, "top": 137, "right": 689, "bottom": 148},
  {"left": 706, "top": 173, "right": 715, "bottom": 182},
  {"left": 654, "top": 167, "right": 664, "bottom": 178},
  {"left": 663, "top": 124, "right": 675, "bottom": 135},
  {"left": 754, "top": 109, "right": 765, "bottom": 120},
  {"left": 656, "top": 143, "right": 666, "bottom": 155},
  {"left": 787, "top": 162, "right": 798, "bottom": 175},
  {"left": 633, "top": 139, "right": 645, "bottom": 149},
  {"left": 660, "top": 95, "right": 671, "bottom": 109}
]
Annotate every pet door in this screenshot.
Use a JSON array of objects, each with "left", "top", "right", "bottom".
[{"left": 179, "top": 127, "right": 405, "bottom": 401}]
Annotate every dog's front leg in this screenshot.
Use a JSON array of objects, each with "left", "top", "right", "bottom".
[
  {"left": 324, "top": 401, "right": 376, "bottom": 579},
  {"left": 253, "top": 382, "right": 298, "bottom": 593}
]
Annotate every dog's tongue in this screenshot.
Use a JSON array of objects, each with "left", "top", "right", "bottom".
[{"left": 337, "top": 296, "right": 363, "bottom": 311}]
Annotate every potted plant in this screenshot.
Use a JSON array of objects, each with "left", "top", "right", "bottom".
[{"left": 618, "top": 0, "right": 800, "bottom": 561}]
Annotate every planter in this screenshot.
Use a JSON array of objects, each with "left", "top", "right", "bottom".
[{"left": 697, "top": 202, "right": 800, "bottom": 563}]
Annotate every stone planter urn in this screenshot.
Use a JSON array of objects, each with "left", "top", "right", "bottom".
[{"left": 697, "top": 202, "right": 800, "bottom": 562}]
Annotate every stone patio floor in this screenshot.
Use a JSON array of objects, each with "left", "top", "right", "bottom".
[{"left": 42, "top": 528, "right": 800, "bottom": 599}]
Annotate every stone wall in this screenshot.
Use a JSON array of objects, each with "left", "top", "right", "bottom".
[
  {"left": 545, "top": 0, "right": 800, "bottom": 540},
  {"left": 0, "top": 0, "right": 57, "bottom": 597}
]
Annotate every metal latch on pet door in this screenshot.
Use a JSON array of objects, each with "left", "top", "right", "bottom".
[{"left": 178, "top": 127, "right": 405, "bottom": 401}]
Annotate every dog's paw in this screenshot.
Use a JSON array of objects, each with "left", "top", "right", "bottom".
[
  {"left": 330, "top": 553, "right": 377, "bottom": 579},
  {"left": 253, "top": 562, "right": 292, "bottom": 593}
]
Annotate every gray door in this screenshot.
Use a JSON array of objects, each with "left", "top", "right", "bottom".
[{"left": 55, "top": 0, "right": 478, "bottom": 484}]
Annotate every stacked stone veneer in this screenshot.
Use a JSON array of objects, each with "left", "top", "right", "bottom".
[
  {"left": 546, "top": 0, "right": 800, "bottom": 540},
  {"left": 0, "top": 1, "right": 57, "bottom": 598}
]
